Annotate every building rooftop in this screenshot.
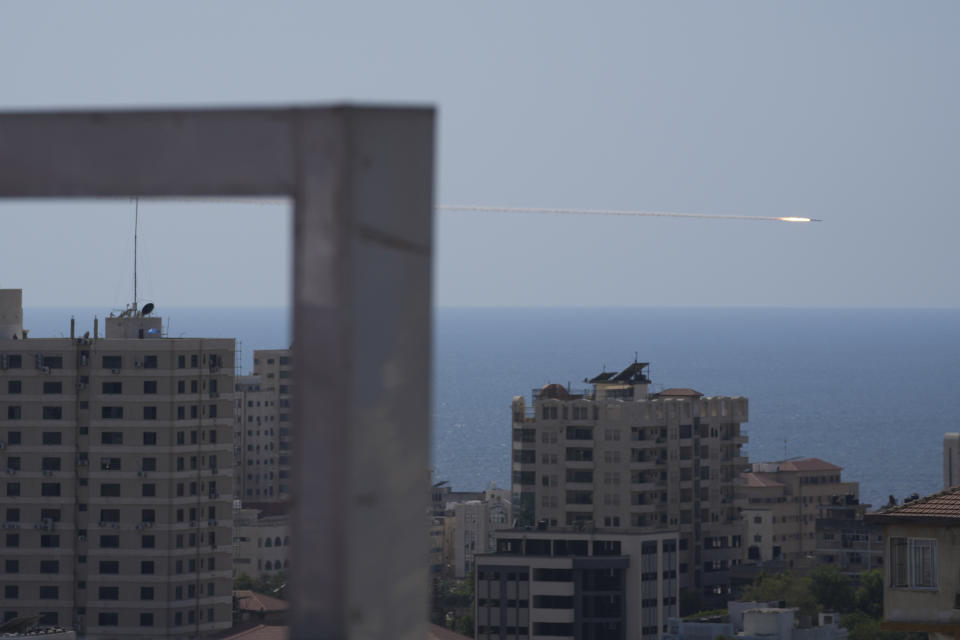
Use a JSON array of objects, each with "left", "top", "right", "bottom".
[
  {"left": 778, "top": 458, "right": 842, "bottom": 472},
  {"left": 742, "top": 472, "right": 784, "bottom": 488},
  {"left": 657, "top": 387, "right": 703, "bottom": 397},
  {"left": 222, "top": 625, "right": 288, "bottom": 640},
  {"left": 233, "top": 591, "right": 289, "bottom": 614},
  {"left": 867, "top": 486, "right": 960, "bottom": 524}
]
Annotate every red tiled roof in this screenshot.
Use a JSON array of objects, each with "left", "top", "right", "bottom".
[
  {"left": 867, "top": 486, "right": 960, "bottom": 523},
  {"left": 658, "top": 388, "right": 703, "bottom": 397},
  {"left": 233, "top": 590, "right": 289, "bottom": 613},
  {"left": 778, "top": 458, "right": 842, "bottom": 472},
  {"left": 742, "top": 472, "right": 784, "bottom": 488},
  {"left": 428, "top": 624, "right": 473, "bottom": 640},
  {"left": 223, "top": 625, "right": 288, "bottom": 640}
]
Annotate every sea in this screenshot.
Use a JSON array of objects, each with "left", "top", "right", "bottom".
[{"left": 23, "top": 306, "right": 960, "bottom": 509}]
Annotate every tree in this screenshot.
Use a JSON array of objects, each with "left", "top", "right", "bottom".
[
  {"left": 740, "top": 571, "right": 817, "bottom": 617},
  {"left": 854, "top": 569, "right": 883, "bottom": 618},
  {"left": 809, "top": 566, "right": 855, "bottom": 613}
]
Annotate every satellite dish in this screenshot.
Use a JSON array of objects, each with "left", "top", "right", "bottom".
[{"left": 141, "top": 303, "right": 155, "bottom": 316}]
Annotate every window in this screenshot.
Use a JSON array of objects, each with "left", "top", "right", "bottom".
[
  {"left": 143, "top": 380, "right": 157, "bottom": 394},
  {"left": 100, "top": 484, "right": 121, "bottom": 497},
  {"left": 98, "top": 613, "right": 119, "bottom": 627},
  {"left": 40, "top": 535, "right": 59, "bottom": 548},
  {"left": 41, "top": 483, "right": 60, "bottom": 496},
  {"left": 5, "top": 431, "right": 18, "bottom": 444},
  {"left": 141, "top": 560, "right": 155, "bottom": 574},
  {"left": 101, "top": 407, "right": 123, "bottom": 419},
  {"left": 42, "top": 381, "right": 61, "bottom": 394},
  {"left": 5, "top": 559, "right": 18, "bottom": 573},
  {"left": 100, "top": 509, "right": 120, "bottom": 522},
  {"left": 191, "top": 380, "right": 198, "bottom": 393},
  {"left": 140, "top": 586, "right": 154, "bottom": 600},
  {"left": 140, "top": 612, "right": 154, "bottom": 627},
  {"left": 209, "top": 404, "right": 218, "bottom": 418},
  {"left": 141, "top": 457, "right": 157, "bottom": 472},
  {"left": 42, "top": 431, "right": 61, "bottom": 445},
  {"left": 177, "top": 406, "right": 185, "bottom": 420},
  {"left": 41, "top": 457, "right": 61, "bottom": 471},
  {"left": 191, "top": 354, "right": 198, "bottom": 368},
  {"left": 5, "top": 381, "right": 19, "bottom": 394},
  {"left": 890, "top": 537, "right": 937, "bottom": 589},
  {"left": 99, "top": 560, "right": 119, "bottom": 574},
  {"left": 143, "top": 431, "right": 157, "bottom": 445},
  {"left": 102, "top": 356, "right": 122, "bottom": 369},
  {"left": 5, "top": 457, "right": 18, "bottom": 471},
  {"left": 6, "top": 533, "right": 18, "bottom": 547},
  {"left": 42, "top": 356, "right": 63, "bottom": 369},
  {"left": 6, "top": 355, "right": 21, "bottom": 368},
  {"left": 102, "top": 382, "right": 122, "bottom": 394},
  {"left": 143, "top": 406, "right": 157, "bottom": 420},
  {"left": 5, "top": 508, "right": 18, "bottom": 522},
  {"left": 6, "top": 483, "right": 19, "bottom": 497},
  {"left": 142, "top": 534, "right": 155, "bottom": 548},
  {"left": 4, "top": 586, "right": 17, "bottom": 599},
  {"left": 99, "top": 586, "right": 119, "bottom": 600},
  {"left": 101, "top": 458, "right": 121, "bottom": 471},
  {"left": 141, "top": 509, "right": 156, "bottom": 523},
  {"left": 101, "top": 432, "right": 123, "bottom": 444},
  {"left": 7, "top": 406, "right": 20, "bottom": 419},
  {"left": 100, "top": 535, "right": 120, "bottom": 548},
  {"left": 143, "top": 355, "right": 158, "bottom": 369}
]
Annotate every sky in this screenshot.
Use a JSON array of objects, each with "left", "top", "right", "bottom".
[{"left": 0, "top": 1, "right": 957, "bottom": 308}]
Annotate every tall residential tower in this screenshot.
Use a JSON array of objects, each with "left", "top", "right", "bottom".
[{"left": 0, "top": 290, "right": 234, "bottom": 638}]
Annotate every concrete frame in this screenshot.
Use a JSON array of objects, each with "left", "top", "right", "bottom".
[{"left": 0, "top": 106, "right": 435, "bottom": 639}]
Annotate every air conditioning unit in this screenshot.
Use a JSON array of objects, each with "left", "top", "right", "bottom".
[
  {"left": 111, "top": 523, "right": 119, "bottom": 529},
  {"left": 190, "top": 520, "right": 197, "bottom": 527},
  {"left": 137, "top": 470, "right": 146, "bottom": 477},
  {"left": 208, "top": 519, "right": 217, "bottom": 526},
  {"left": 78, "top": 459, "right": 89, "bottom": 466},
  {"left": 75, "top": 382, "right": 86, "bottom": 390},
  {"left": 6, "top": 468, "right": 15, "bottom": 475},
  {"left": 111, "top": 368, "right": 121, "bottom": 374},
  {"left": 41, "top": 366, "right": 50, "bottom": 374},
  {"left": 98, "top": 521, "right": 106, "bottom": 527},
  {"left": 77, "top": 534, "right": 86, "bottom": 542},
  {"left": 145, "top": 521, "right": 154, "bottom": 528},
  {"left": 210, "top": 392, "right": 219, "bottom": 399},
  {"left": 0, "top": 442, "right": 5, "bottom": 449},
  {"left": 135, "top": 360, "right": 143, "bottom": 368},
  {"left": 42, "top": 469, "right": 53, "bottom": 476},
  {"left": 135, "top": 524, "right": 143, "bottom": 530}
]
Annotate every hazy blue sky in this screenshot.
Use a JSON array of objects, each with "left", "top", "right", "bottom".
[{"left": 1, "top": 2, "right": 957, "bottom": 308}]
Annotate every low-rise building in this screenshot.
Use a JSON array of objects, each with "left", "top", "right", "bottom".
[
  {"left": 233, "top": 502, "right": 290, "bottom": 578},
  {"left": 740, "top": 458, "right": 859, "bottom": 569},
  {"left": 475, "top": 528, "right": 679, "bottom": 640},
  {"left": 866, "top": 486, "right": 960, "bottom": 638},
  {"left": 814, "top": 495, "right": 883, "bottom": 576}
]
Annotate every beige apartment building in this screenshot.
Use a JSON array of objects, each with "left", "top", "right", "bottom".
[
  {"left": 231, "top": 350, "right": 291, "bottom": 503},
  {"left": 510, "top": 361, "right": 749, "bottom": 598},
  {"left": 0, "top": 289, "right": 234, "bottom": 638},
  {"left": 740, "top": 458, "right": 859, "bottom": 569}
]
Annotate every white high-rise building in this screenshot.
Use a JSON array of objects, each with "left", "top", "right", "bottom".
[{"left": 0, "top": 289, "right": 235, "bottom": 638}]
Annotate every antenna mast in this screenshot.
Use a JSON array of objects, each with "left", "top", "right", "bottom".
[{"left": 133, "top": 198, "right": 138, "bottom": 311}]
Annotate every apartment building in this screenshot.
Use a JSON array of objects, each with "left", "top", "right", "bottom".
[
  {"left": 0, "top": 289, "right": 234, "bottom": 638},
  {"left": 740, "top": 458, "right": 859, "bottom": 569},
  {"left": 814, "top": 494, "right": 883, "bottom": 576},
  {"left": 452, "top": 486, "right": 512, "bottom": 578},
  {"left": 476, "top": 529, "right": 679, "bottom": 640},
  {"left": 510, "top": 361, "right": 749, "bottom": 598},
  {"left": 231, "top": 350, "right": 291, "bottom": 503},
  {"left": 232, "top": 502, "right": 290, "bottom": 578}
]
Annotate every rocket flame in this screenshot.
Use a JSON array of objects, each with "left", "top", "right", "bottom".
[{"left": 778, "top": 217, "right": 814, "bottom": 223}]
